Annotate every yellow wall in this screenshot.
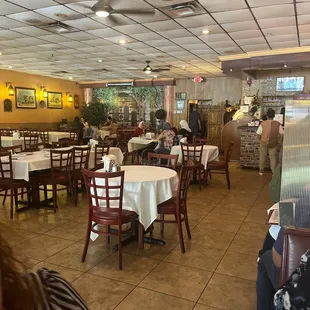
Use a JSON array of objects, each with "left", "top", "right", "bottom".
[{"left": 0, "top": 69, "right": 84, "bottom": 124}]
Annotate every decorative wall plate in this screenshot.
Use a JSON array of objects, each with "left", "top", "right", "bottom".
[
  {"left": 4, "top": 98, "right": 12, "bottom": 112},
  {"left": 40, "top": 100, "right": 46, "bottom": 108}
]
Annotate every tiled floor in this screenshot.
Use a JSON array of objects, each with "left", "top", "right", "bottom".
[{"left": 2, "top": 163, "right": 272, "bottom": 310}]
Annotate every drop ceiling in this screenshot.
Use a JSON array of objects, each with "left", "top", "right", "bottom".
[{"left": 0, "top": 0, "right": 309, "bottom": 82}]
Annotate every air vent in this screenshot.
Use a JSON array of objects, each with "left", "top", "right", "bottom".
[
  {"left": 52, "top": 70, "right": 69, "bottom": 74},
  {"left": 93, "top": 68, "right": 109, "bottom": 72},
  {"left": 161, "top": 1, "right": 205, "bottom": 18},
  {"left": 39, "top": 22, "right": 78, "bottom": 34},
  {"left": 106, "top": 82, "right": 134, "bottom": 87}
]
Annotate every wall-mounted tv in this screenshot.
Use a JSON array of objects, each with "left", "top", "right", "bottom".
[{"left": 276, "top": 77, "right": 305, "bottom": 92}]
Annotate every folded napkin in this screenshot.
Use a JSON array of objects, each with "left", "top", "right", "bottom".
[
  {"left": 180, "top": 137, "right": 187, "bottom": 144},
  {"left": 145, "top": 132, "right": 155, "bottom": 140},
  {"left": 13, "top": 132, "right": 20, "bottom": 138},
  {"left": 89, "top": 139, "right": 98, "bottom": 148},
  {"left": 102, "top": 154, "right": 116, "bottom": 172}
]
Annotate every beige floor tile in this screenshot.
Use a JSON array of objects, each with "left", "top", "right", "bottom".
[
  {"left": 199, "top": 273, "right": 256, "bottom": 310},
  {"left": 46, "top": 242, "right": 111, "bottom": 272},
  {"left": 216, "top": 251, "right": 257, "bottom": 281},
  {"left": 245, "top": 210, "right": 268, "bottom": 224},
  {"left": 32, "top": 261, "right": 83, "bottom": 283},
  {"left": 206, "top": 207, "right": 248, "bottom": 222},
  {"left": 17, "top": 217, "right": 69, "bottom": 234},
  {"left": 228, "top": 233, "right": 264, "bottom": 256},
  {"left": 89, "top": 253, "right": 160, "bottom": 285},
  {"left": 115, "top": 287, "right": 195, "bottom": 310},
  {"left": 73, "top": 273, "right": 134, "bottom": 310},
  {"left": 238, "top": 222, "right": 269, "bottom": 239},
  {"left": 139, "top": 261, "right": 212, "bottom": 302},
  {"left": 44, "top": 222, "right": 87, "bottom": 241},
  {"left": 194, "top": 304, "right": 221, "bottom": 310},
  {"left": 190, "top": 226, "right": 234, "bottom": 250},
  {"left": 0, "top": 227, "right": 38, "bottom": 247},
  {"left": 217, "top": 200, "right": 253, "bottom": 211},
  {"left": 12, "top": 235, "right": 73, "bottom": 260},
  {"left": 164, "top": 242, "right": 225, "bottom": 272},
  {"left": 200, "top": 217, "right": 242, "bottom": 234}
]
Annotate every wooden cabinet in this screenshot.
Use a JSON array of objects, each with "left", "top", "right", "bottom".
[{"left": 207, "top": 107, "right": 224, "bottom": 151}]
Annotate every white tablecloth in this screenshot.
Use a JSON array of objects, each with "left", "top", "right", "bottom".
[
  {"left": 12, "top": 146, "right": 124, "bottom": 181},
  {"left": 93, "top": 166, "right": 178, "bottom": 232},
  {"left": 48, "top": 132, "right": 71, "bottom": 143},
  {"left": 97, "top": 130, "right": 110, "bottom": 140},
  {"left": 127, "top": 137, "right": 157, "bottom": 153},
  {"left": 170, "top": 145, "right": 219, "bottom": 169},
  {"left": 1, "top": 136, "right": 25, "bottom": 148}
]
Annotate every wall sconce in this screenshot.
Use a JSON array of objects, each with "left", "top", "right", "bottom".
[
  {"left": 6, "top": 82, "right": 14, "bottom": 96},
  {"left": 40, "top": 86, "right": 48, "bottom": 98},
  {"left": 66, "top": 92, "right": 73, "bottom": 103}
]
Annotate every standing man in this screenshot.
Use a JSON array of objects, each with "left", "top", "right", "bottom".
[
  {"left": 223, "top": 104, "right": 235, "bottom": 125},
  {"left": 257, "top": 108, "right": 284, "bottom": 175},
  {"left": 189, "top": 105, "right": 201, "bottom": 137}
]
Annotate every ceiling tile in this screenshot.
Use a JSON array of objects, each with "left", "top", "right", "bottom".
[
  {"left": 61, "top": 31, "right": 97, "bottom": 41},
  {"left": 257, "top": 16, "right": 296, "bottom": 29},
  {"left": 0, "top": 0, "right": 27, "bottom": 14},
  {"left": 248, "top": 0, "right": 293, "bottom": 7},
  {"left": 10, "top": 0, "right": 58, "bottom": 9},
  {"left": 299, "top": 24, "right": 310, "bottom": 33},
  {"left": 92, "top": 15, "right": 136, "bottom": 27},
  {"left": 215, "top": 46, "right": 243, "bottom": 55},
  {"left": 131, "top": 32, "right": 163, "bottom": 41},
  {"left": 297, "top": 2, "right": 310, "bottom": 15},
  {"left": 144, "top": 39, "right": 172, "bottom": 47},
  {"left": 270, "top": 40, "right": 299, "bottom": 49},
  {"left": 241, "top": 43, "right": 270, "bottom": 52},
  {"left": 7, "top": 11, "right": 55, "bottom": 25},
  {"left": 301, "top": 39, "right": 310, "bottom": 46},
  {"left": 143, "top": 20, "right": 182, "bottom": 32},
  {"left": 113, "top": 24, "right": 149, "bottom": 35},
  {"left": 266, "top": 34, "right": 298, "bottom": 43},
  {"left": 146, "top": 0, "right": 193, "bottom": 7},
  {"left": 188, "top": 25, "right": 224, "bottom": 36},
  {"left": 0, "top": 29, "right": 28, "bottom": 39},
  {"left": 0, "top": 16, "right": 27, "bottom": 28},
  {"left": 235, "top": 37, "right": 266, "bottom": 45},
  {"left": 157, "top": 45, "right": 184, "bottom": 53},
  {"left": 35, "top": 5, "right": 84, "bottom": 21},
  {"left": 125, "top": 9, "right": 169, "bottom": 23},
  {"left": 208, "top": 41, "right": 238, "bottom": 49},
  {"left": 39, "top": 34, "right": 70, "bottom": 43},
  {"left": 212, "top": 9, "right": 253, "bottom": 23},
  {"left": 298, "top": 14, "right": 310, "bottom": 25},
  {"left": 175, "top": 14, "right": 214, "bottom": 28},
  {"left": 252, "top": 4, "right": 294, "bottom": 19},
  {"left": 200, "top": 33, "right": 232, "bottom": 43},
  {"left": 58, "top": 41, "right": 88, "bottom": 48},
  {"left": 65, "top": 1, "right": 97, "bottom": 14},
  {"left": 230, "top": 29, "right": 264, "bottom": 40},
  {"left": 262, "top": 26, "right": 297, "bottom": 36},
  {"left": 13, "top": 26, "right": 53, "bottom": 36},
  {"left": 86, "top": 28, "right": 122, "bottom": 38},
  {"left": 171, "top": 36, "right": 202, "bottom": 45},
  {"left": 199, "top": 0, "right": 247, "bottom": 12},
  {"left": 157, "top": 29, "right": 191, "bottom": 39},
  {"left": 64, "top": 18, "right": 105, "bottom": 30},
  {"left": 81, "top": 38, "right": 111, "bottom": 46}
]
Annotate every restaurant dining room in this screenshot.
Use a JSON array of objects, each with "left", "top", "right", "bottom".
[{"left": 1, "top": 0, "right": 310, "bottom": 309}]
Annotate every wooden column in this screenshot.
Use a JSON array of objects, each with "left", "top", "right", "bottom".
[
  {"left": 84, "top": 88, "right": 93, "bottom": 103},
  {"left": 164, "top": 86, "right": 175, "bottom": 124}
]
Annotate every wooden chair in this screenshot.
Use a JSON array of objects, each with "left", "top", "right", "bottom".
[
  {"left": 140, "top": 148, "right": 156, "bottom": 165},
  {"left": 52, "top": 138, "right": 75, "bottom": 148},
  {"left": 39, "top": 130, "right": 50, "bottom": 148},
  {"left": 1, "top": 145, "right": 23, "bottom": 154},
  {"left": 0, "top": 152, "right": 31, "bottom": 219},
  {"left": 82, "top": 169, "right": 137, "bottom": 270},
  {"left": 70, "top": 131, "right": 78, "bottom": 144},
  {"left": 147, "top": 153, "right": 179, "bottom": 171},
  {"left": 194, "top": 137, "right": 208, "bottom": 145},
  {"left": 181, "top": 142, "right": 204, "bottom": 190},
  {"left": 23, "top": 133, "right": 39, "bottom": 152},
  {"left": 152, "top": 164, "right": 194, "bottom": 253},
  {"left": 94, "top": 143, "right": 110, "bottom": 170},
  {"left": 72, "top": 147, "right": 91, "bottom": 206},
  {"left": 38, "top": 149, "right": 73, "bottom": 212},
  {"left": 208, "top": 142, "right": 234, "bottom": 189},
  {"left": 0, "top": 129, "right": 13, "bottom": 137}
]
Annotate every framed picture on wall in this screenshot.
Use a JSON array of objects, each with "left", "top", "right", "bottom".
[
  {"left": 47, "top": 92, "right": 62, "bottom": 109},
  {"left": 15, "top": 87, "right": 37, "bottom": 109}
]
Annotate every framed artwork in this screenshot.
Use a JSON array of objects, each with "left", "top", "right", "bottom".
[
  {"left": 47, "top": 92, "right": 62, "bottom": 109},
  {"left": 15, "top": 87, "right": 36, "bottom": 109},
  {"left": 74, "top": 94, "right": 79, "bottom": 109}
]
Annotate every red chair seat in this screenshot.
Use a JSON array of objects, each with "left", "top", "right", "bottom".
[
  {"left": 93, "top": 208, "right": 136, "bottom": 224},
  {"left": 39, "top": 174, "right": 70, "bottom": 186},
  {"left": 157, "top": 197, "right": 177, "bottom": 214},
  {"left": 208, "top": 160, "right": 227, "bottom": 169},
  {"left": 0, "top": 180, "right": 28, "bottom": 189}
]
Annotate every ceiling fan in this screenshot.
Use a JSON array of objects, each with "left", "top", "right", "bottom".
[{"left": 143, "top": 61, "right": 171, "bottom": 74}]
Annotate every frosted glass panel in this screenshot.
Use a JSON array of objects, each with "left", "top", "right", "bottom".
[{"left": 280, "top": 100, "right": 310, "bottom": 228}]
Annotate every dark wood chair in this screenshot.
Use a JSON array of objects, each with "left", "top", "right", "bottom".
[
  {"left": 1, "top": 144, "right": 23, "bottom": 154},
  {"left": 39, "top": 130, "right": 50, "bottom": 148},
  {"left": 208, "top": 142, "right": 234, "bottom": 189},
  {"left": 82, "top": 169, "right": 137, "bottom": 270},
  {"left": 181, "top": 142, "right": 204, "bottom": 190},
  {"left": 152, "top": 164, "right": 194, "bottom": 253},
  {"left": 147, "top": 153, "right": 179, "bottom": 171},
  {"left": 194, "top": 137, "right": 208, "bottom": 145},
  {"left": 72, "top": 146, "right": 91, "bottom": 206},
  {"left": 0, "top": 129, "right": 13, "bottom": 137},
  {"left": 0, "top": 152, "right": 31, "bottom": 219},
  {"left": 38, "top": 149, "right": 73, "bottom": 212},
  {"left": 140, "top": 148, "right": 156, "bottom": 165},
  {"left": 23, "top": 133, "right": 39, "bottom": 152},
  {"left": 52, "top": 138, "right": 75, "bottom": 148},
  {"left": 70, "top": 130, "right": 78, "bottom": 144},
  {"left": 94, "top": 143, "right": 110, "bottom": 170}
]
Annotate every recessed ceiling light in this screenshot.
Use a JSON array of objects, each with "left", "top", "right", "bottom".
[
  {"left": 202, "top": 29, "right": 210, "bottom": 35},
  {"left": 0, "top": 52, "right": 2, "bottom": 55},
  {"left": 154, "top": 75, "right": 157, "bottom": 78},
  {"left": 119, "top": 39, "right": 128, "bottom": 45},
  {"left": 98, "top": 59, "right": 103, "bottom": 63},
  {"left": 230, "top": 68, "right": 233, "bottom": 72},
  {"left": 69, "top": 77, "right": 73, "bottom": 80},
  {"left": 8, "top": 66, "right": 12, "bottom": 69},
  {"left": 95, "top": 10, "right": 110, "bottom": 17},
  {"left": 284, "top": 64, "right": 287, "bottom": 68},
  {"left": 181, "top": 65, "right": 186, "bottom": 69}
]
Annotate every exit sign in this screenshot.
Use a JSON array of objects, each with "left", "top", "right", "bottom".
[{"left": 193, "top": 76, "right": 204, "bottom": 83}]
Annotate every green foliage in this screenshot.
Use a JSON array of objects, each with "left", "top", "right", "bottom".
[
  {"left": 80, "top": 102, "right": 108, "bottom": 126},
  {"left": 92, "top": 88, "right": 117, "bottom": 108},
  {"left": 154, "top": 86, "right": 164, "bottom": 109}
]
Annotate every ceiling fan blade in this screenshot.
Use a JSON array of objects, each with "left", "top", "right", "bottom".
[
  {"left": 152, "top": 68, "right": 170, "bottom": 72},
  {"left": 107, "top": 14, "right": 121, "bottom": 25},
  {"left": 112, "top": 9, "right": 156, "bottom": 16}
]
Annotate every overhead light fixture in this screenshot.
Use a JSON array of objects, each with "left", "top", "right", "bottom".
[
  {"left": 182, "top": 65, "right": 186, "bottom": 69},
  {"left": 69, "top": 77, "right": 73, "bottom": 80},
  {"left": 202, "top": 29, "right": 210, "bottom": 35},
  {"left": 143, "top": 60, "right": 152, "bottom": 74},
  {"left": 98, "top": 59, "right": 103, "bottom": 63},
  {"left": 41, "top": 86, "right": 48, "bottom": 98},
  {"left": 92, "top": 1, "right": 111, "bottom": 17},
  {"left": 8, "top": 66, "right": 12, "bottom": 69},
  {"left": 119, "top": 39, "right": 128, "bottom": 45},
  {"left": 66, "top": 92, "right": 73, "bottom": 103},
  {"left": 230, "top": 68, "right": 233, "bottom": 72},
  {"left": 0, "top": 52, "right": 2, "bottom": 55},
  {"left": 6, "top": 82, "right": 14, "bottom": 96},
  {"left": 154, "top": 75, "right": 158, "bottom": 78},
  {"left": 284, "top": 63, "right": 287, "bottom": 68}
]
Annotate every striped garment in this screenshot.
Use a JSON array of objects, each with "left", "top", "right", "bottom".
[{"left": 29, "top": 268, "right": 88, "bottom": 310}]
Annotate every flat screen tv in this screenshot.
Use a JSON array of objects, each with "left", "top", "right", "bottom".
[{"left": 276, "top": 77, "right": 305, "bottom": 92}]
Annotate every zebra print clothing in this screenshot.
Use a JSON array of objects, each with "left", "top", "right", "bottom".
[{"left": 29, "top": 268, "right": 88, "bottom": 310}]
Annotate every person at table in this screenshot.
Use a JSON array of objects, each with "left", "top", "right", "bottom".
[
  {"left": 155, "top": 137, "right": 170, "bottom": 154},
  {"left": 58, "top": 117, "right": 68, "bottom": 131},
  {"left": 179, "top": 120, "right": 193, "bottom": 143},
  {"left": 103, "top": 116, "right": 112, "bottom": 127},
  {"left": 105, "top": 119, "right": 118, "bottom": 138},
  {"left": 223, "top": 104, "right": 236, "bottom": 125},
  {"left": 257, "top": 108, "right": 284, "bottom": 176},
  {"left": 189, "top": 105, "right": 201, "bottom": 137},
  {"left": 133, "top": 121, "right": 146, "bottom": 137},
  {"left": 73, "top": 116, "right": 84, "bottom": 144},
  {"left": 157, "top": 122, "right": 175, "bottom": 150}
]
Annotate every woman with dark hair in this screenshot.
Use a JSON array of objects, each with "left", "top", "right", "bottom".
[{"left": 157, "top": 122, "right": 175, "bottom": 150}]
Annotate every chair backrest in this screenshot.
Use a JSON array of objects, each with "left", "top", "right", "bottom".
[
  {"left": 39, "top": 130, "right": 49, "bottom": 146},
  {"left": 23, "top": 133, "right": 39, "bottom": 151},
  {"left": 225, "top": 142, "right": 234, "bottom": 164},
  {"left": 194, "top": 137, "right": 208, "bottom": 145},
  {"left": 1, "top": 145, "right": 23, "bottom": 154},
  {"left": 50, "top": 149, "right": 73, "bottom": 176},
  {"left": 140, "top": 148, "right": 156, "bottom": 165},
  {"left": 73, "top": 146, "right": 91, "bottom": 171},
  {"left": 176, "top": 164, "right": 194, "bottom": 213},
  {"left": 280, "top": 229, "right": 310, "bottom": 286},
  {"left": 180, "top": 143, "right": 204, "bottom": 164},
  {"left": 70, "top": 130, "right": 78, "bottom": 143},
  {"left": 0, "top": 129, "right": 13, "bottom": 137},
  {"left": 94, "top": 144, "right": 110, "bottom": 170},
  {"left": 82, "top": 169, "right": 124, "bottom": 216},
  {"left": 53, "top": 138, "right": 75, "bottom": 148},
  {"left": 0, "top": 152, "right": 13, "bottom": 183},
  {"left": 148, "top": 153, "right": 179, "bottom": 170}
]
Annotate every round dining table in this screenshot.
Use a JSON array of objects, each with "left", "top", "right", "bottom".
[{"left": 90, "top": 165, "right": 179, "bottom": 241}]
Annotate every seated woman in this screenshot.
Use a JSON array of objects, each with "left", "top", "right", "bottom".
[
  {"left": 105, "top": 119, "right": 118, "bottom": 139},
  {"left": 179, "top": 120, "right": 193, "bottom": 143},
  {"left": 155, "top": 137, "right": 171, "bottom": 154},
  {"left": 133, "top": 121, "right": 146, "bottom": 137},
  {"left": 157, "top": 122, "right": 175, "bottom": 150},
  {"left": 72, "top": 116, "right": 84, "bottom": 145}
]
